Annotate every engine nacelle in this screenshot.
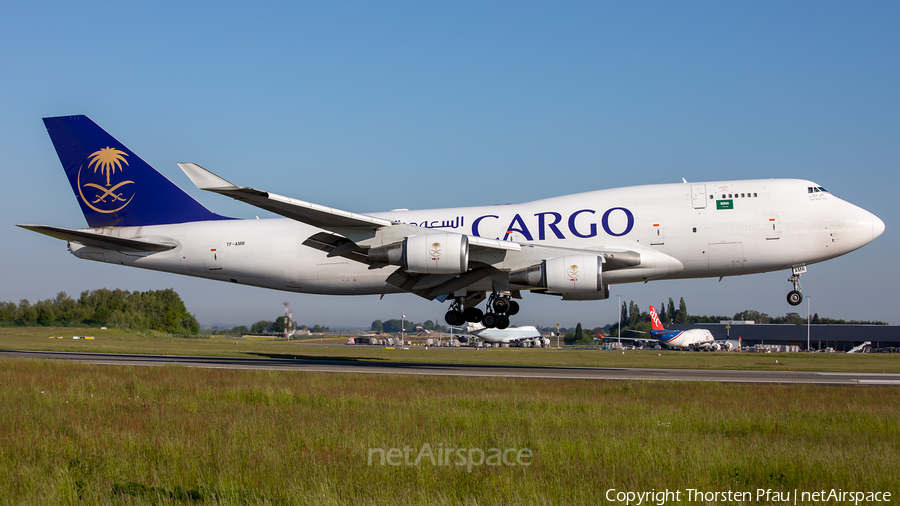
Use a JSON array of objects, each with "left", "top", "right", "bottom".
[
  {"left": 368, "top": 233, "right": 468, "bottom": 274},
  {"left": 509, "top": 255, "right": 603, "bottom": 293}
]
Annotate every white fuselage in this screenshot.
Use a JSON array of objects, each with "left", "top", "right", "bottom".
[
  {"left": 466, "top": 324, "right": 542, "bottom": 344},
  {"left": 654, "top": 328, "right": 716, "bottom": 349},
  {"left": 67, "top": 179, "right": 883, "bottom": 296}
]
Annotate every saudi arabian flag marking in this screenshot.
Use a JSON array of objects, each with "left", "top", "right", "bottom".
[{"left": 716, "top": 200, "right": 733, "bottom": 210}]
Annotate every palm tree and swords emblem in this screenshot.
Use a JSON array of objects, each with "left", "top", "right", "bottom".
[
  {"left": 77, "top": 147, "right": 135, "bottom": 213},
  {"left": 429, "top": 242, "right": 442, "bottom": 258}
]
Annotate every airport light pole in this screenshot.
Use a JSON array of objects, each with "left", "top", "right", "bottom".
[
  {"left": 617, "top": 295, "right": 621, "bottom": 345},
  {"left": 807, "top": 296, "right": 811, "bottom": 352}
]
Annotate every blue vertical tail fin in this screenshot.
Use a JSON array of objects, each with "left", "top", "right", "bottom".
[{"left": 43, "top": 115, "right": 232, "bottom": 228}]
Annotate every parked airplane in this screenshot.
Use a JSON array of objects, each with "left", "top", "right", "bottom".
[
  {"left": 638, "top": 305, "right": 720, "bottom": 349},
  {"left": 20, "top": 116, "right": 885, "bottom": 328},
  {"left": 463, "top": 322, "right": 549, "bottom": 347}
]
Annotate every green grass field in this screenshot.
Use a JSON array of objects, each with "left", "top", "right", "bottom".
[
  {"left": 1, "top": 358, "right": 897, "bottom": 505},
  {"left": 3, "top": 326, "right": 900, "bottom": 373}
]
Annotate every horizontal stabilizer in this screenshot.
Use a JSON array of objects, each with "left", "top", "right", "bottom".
[
  {"left": 18, "top": 225, "right": 176, "bottom": 252},
  {"left": 178, "top": 163, "right": 393, "bottom": 230}
]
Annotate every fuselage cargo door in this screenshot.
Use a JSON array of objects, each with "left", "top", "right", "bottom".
[
  {"left": 708, "top": 242, "right": 744, "bottom": 271},
  {"left": 765, "top": 215, "right": 780, "bottom": 240},
  {"left": 691, "top": 184, "right": 707, "bottom": 209},
  {"left": 316, "top": 261, "right": 359, "bottom": 291}
]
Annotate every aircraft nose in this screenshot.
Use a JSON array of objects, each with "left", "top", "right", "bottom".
[{"left": 873, "top": 213, "right": 885, "bottom": 239}]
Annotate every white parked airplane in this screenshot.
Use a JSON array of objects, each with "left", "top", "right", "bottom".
[
  {"left": 463, "top": 322, "right": 548, "bottom": 347},
  {"left": 20, "top": 116, "right": 885, "bottom": 328}
]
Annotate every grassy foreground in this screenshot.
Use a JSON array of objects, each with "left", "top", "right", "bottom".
[
  {"left": 1, "top": 358, "right": 898, "bottom": 505},
  {"left": 4, "top": 326, "right": 900, "bottom": 373}
]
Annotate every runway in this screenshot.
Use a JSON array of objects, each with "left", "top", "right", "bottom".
[{"left": 2, "top": 349, "right": 899, "bottom": 385}]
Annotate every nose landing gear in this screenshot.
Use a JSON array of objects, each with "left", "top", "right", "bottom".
[{"left": 786, "top": 266, "right": 806, "bottom": 306}]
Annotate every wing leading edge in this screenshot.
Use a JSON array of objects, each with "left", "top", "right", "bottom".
[{"left": 178, "top": 162, "right": 394, "bottom": 230}]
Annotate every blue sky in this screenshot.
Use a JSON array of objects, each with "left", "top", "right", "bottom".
[{"left": 2, "top": 1, "right": 897, "bottom": 328}]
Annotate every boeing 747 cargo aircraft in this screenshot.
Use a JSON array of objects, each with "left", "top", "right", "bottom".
[{"left": 20, "top": 116, "right": 885, "bottom": 328}]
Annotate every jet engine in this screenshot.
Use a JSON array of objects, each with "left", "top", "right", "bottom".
[
  {"left": 368, "top": 233, "right": 469, "bottom": 274},
  {"left": 509, "top": 255, "right": 603, "bottom": 293}
]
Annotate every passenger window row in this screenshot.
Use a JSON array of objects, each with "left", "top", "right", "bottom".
[{"left": 709, "top": 192, "right": 758, "bottom": 199}]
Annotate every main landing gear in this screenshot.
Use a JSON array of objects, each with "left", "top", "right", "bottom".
[
  {"left": 481, "top": 293, "right": 519, "bottom": 330},
  {"left": 444, "top": 293, "right": 519, "bottom": 329},
  {"left": 786, "top": 266, "right": 807, "bottom": 306},
  {"left": 444, "top": 298, "right": 480, "bottom": 326}
]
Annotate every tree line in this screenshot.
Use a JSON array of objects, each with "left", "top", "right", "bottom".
[{"left": 0, "top": 289, "right": 199, "bottom": 334}]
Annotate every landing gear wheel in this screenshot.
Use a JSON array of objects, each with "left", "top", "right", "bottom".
[
  {"left": 445, "top": 310, "right": 464, "bottom": 326},
  {"left": 482, "top": 313, "right": 499, "bottom": 328},
  {"left": 463, "top": 307, "right": 483, "bottom": 323},
  {"left": 492, "top": 297, "right": 510, "bottom": 314},
  {"left": 787, "top": 290, "right": 803, "bottom": 306},
  {"left": 507, "top": 301, "right": 520, "bottom": 316},
  {"left": 497, "top": 315, "right": 510, "bottom": 329}
]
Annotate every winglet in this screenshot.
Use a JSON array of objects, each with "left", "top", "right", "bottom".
[{"left": 177, "top": 162, "right": 241, "bottom": 191}]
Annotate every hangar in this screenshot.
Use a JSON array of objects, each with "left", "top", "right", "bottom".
[{"left": 668, "top": 323, "right": 900, "bottom": 351}]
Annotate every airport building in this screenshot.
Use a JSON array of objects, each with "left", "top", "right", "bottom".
[{"left": 668, "top": 322, "right": 900, "bottom": 351}]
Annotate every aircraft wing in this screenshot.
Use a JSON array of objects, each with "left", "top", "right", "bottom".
[
  {"left": 615, "top": 335, "right": 652, "bottom": 342},
  {"left": 17, "top": 225, "right": 176, "bottom": 252},
  {"left": 180, "top": 163, "right": 634, "bottom": 257},
  {"left": 178, "top": 163, "right": 394, "bottom": 230},
  {"left": 178, "top": 162, "right": 648, "bottom": 300},
  {"left": 619, "top": 330, "right": 653, "bottom": 341},
  {"left": 178, "top": 163, "right": 521, "bottom": 262}
]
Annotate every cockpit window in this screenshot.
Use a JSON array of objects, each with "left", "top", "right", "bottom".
[{"left": 808, "top": 186, "right": 830, "bottom": 194}]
